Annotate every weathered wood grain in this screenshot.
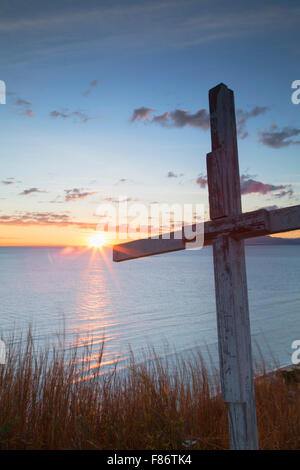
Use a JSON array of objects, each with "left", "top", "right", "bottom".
[
  {"left": 112, "top": 82, "right": 300, "bottom": 450},
  {"left": 208, "top": 84, "right": 258, "bottom": 450},
  {"left": 208, "top": 84, "right": 241, "bottom": 218},
  {"left": 212, "top": 235, "right": 258, "bottom": 449},
  {"left": 268, "top": 205, "right": 300, "bottom": 234},
  {"left": 112, "top": 209, "right": 268, "bottom": 261},
  {"left": 207, "top": 149, "right": 228, "bottom": 219},
  {"left": 203, "top": 209, "right": 269, "bottom": 243},
  {"left": 113, "top": 236, "right": 185, "bottom": 262},
  {"left": 113, "top": 206, "right": 300, "bottom": 261}
]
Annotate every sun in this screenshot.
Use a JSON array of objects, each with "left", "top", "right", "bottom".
[{"left": 87, "top": 233, "right": 107, "bottom": 248}]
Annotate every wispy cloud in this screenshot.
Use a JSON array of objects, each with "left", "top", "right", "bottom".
[
  {"left": 64, "top": 188, "right": 97, "bottom": 202},
  {"left": 8, "top": 92, "right": 34, "bottom": 117},
  {"left": 116, "top": 178, "right": 128, "bottom": 184},
  {"left": 0, "top": 212, "right": 96, "bottom": 229},
  {"left": 2, "top": 178, "right": 15, "bottom": 185},
  {"left": 16, "top": 98, "right": 31, "bottom": 106},
  {"left": 167, "top": 171, "right": 184, "bottom": 178},
  {"left": 103, "top": 196, "right": 133, "bottom": 203},
  {"left": 236, "top": 106, "right": 269, "bottom": 139},
  {"left": 1, "top": 3, "right": 299, "bottom": 59},
  {"left": 19, "top": 187, "right": 44, "bottom": 196},
  {"left": 274, "top": 187, "right": 294, "bottom": 198},
  {"left": 82, "top": 79, "right": 99, "bottom": 96},
  {"left": 132, "top": 103, "right": 270, "bottom": 134},
  {"left": 196, "top": 174, "right": 208, "bottom": 188},
  {"left": 240, "top": 174, "right": 293, "bottom": 198},
  {"left": 168, "top": 109, "right": 210, "bottom": 129},
  {"left": 24, "top": 109, "right": 34, "bottom": 117},
  {"left": 50, "top": 110, "right": 69, "bottom": 119},
  {"left": 194, "top": 172, "right": 293, "bottom": 198},
  {"left": 131, "top": 107, "right": 210, "bottom": 130},
  {"left": 258, "top": 125, "right": 300, "bottom": 148},
  {"left": 50, "top": 109, "right": 98, "bottom": 123},
  {"left": 152, "top": 112, "right": 169, "bottom": 125},
  {"left": 130, "top": 107, "right": 154, "bottom": 122}
]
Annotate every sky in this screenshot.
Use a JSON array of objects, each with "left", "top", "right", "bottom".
[{"left": 0, "top": 0, "right": 300, "bottom": 246}]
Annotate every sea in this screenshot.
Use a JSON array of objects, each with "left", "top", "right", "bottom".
[{"left": 0, "top": 245, "right": 299, "bottom": 375}]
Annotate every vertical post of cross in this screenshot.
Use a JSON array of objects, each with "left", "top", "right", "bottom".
[{"left": 206, "top": 84, "right": 259, "bottom": 449}]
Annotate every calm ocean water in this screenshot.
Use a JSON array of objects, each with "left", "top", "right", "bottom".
[{"left": 0, "top": 246, "right": 299, "bottom": 373}]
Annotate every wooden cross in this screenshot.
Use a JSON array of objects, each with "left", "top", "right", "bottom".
[{"left": 112, "top": 84, "right": 300, "bottom": 450}]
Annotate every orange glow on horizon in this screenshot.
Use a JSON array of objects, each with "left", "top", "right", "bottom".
[
  {"left": 0, "top": 222, "right": 299, "bottom": 247},
  {"left": 87, "top": 233, "right": 108, "bottom": 248}
]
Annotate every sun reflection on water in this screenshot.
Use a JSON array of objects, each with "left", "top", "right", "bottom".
[{"left": 68, "top": 248, "right": 125, "bottom": 376}]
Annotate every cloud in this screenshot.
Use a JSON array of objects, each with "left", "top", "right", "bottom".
[
  {"left": 1, "top": 3, "right": 299, "bottom": 62},
  {"left": 72, "top": 110, "right": 96, "bottom": 123},
  {"left": 9, "top": 93, "right": 34, "bottom": 117},
  {"left": 131, "top": 106, "right": 210, "bottom": 130},
  {"left": 2, "top": 178, "right": 15, "bottom": 185},
  {"left": 0, "top": 211, "right": 96, "bottom": 229},
  {"left": 50, "top": 109, "right": 98, "bottom": 123},
  {"left": 25, "top": 109, "right": 34, "bottom": 117},
  {"left": 16, "top": 98, "right": 32, "bottom": 106},
  {"left": 83, "top": 79, "right": 99, "bottom": 96},
  {"left": 103, "top": 196, "right": 133, "bottom": 203},
  {"left": 20, "top": 187, "right": 43, "bottom": 195},
  {"left": 196, "top": 174, "right": 208, "bottom": 188},
  {"left": 132, "top": 104, "right": 270, "bottom": 134},
  {"left": 130, "top": 107, "right": 154, "bottom": 122},
  {"left": 236, "top": 106, "right": 269, "bottom": 139},
  {"left": 194, "top": 172, "right": 293, "bottom": 198},
  {"left": 50, "top": 110, "right": 69, "bottom": 119},
  {"left": 166, "top": 171, "right": 184, "bottom": 178},
  {"left": 114, "top": 178, "right": 137, "bottom": 186},
  {"left": 64, "top": 188, "right": 97, "bottom": 202},
  {"left": 258, "top": 125, "right": 300, "bottom": 148},
  {"left": 49, "top": 195, "right": 64, "bottom": 204},
  {"left": 274, "top": 187, "right": 294, "bottom": 198},
  {"left": 240, "top": 174, "right": 293, "bottom": 197},
  {"left": 168, "top": 109, "right": 210, "bottom": 129},
  {"left": 152, "top": 112, "right": 169, "bottom": 125}
]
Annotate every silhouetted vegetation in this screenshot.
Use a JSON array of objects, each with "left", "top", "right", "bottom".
[{"left": 0, "top": 331, "right": 299, "bottom": 450}]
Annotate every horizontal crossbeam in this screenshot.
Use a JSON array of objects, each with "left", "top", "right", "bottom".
[{"left": 113, "top": 205, "right": 300, "bottom": 262}]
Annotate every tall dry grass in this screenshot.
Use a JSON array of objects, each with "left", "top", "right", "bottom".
[{"left": 0, "top": 331, "right": 299, "bottom": 450}]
